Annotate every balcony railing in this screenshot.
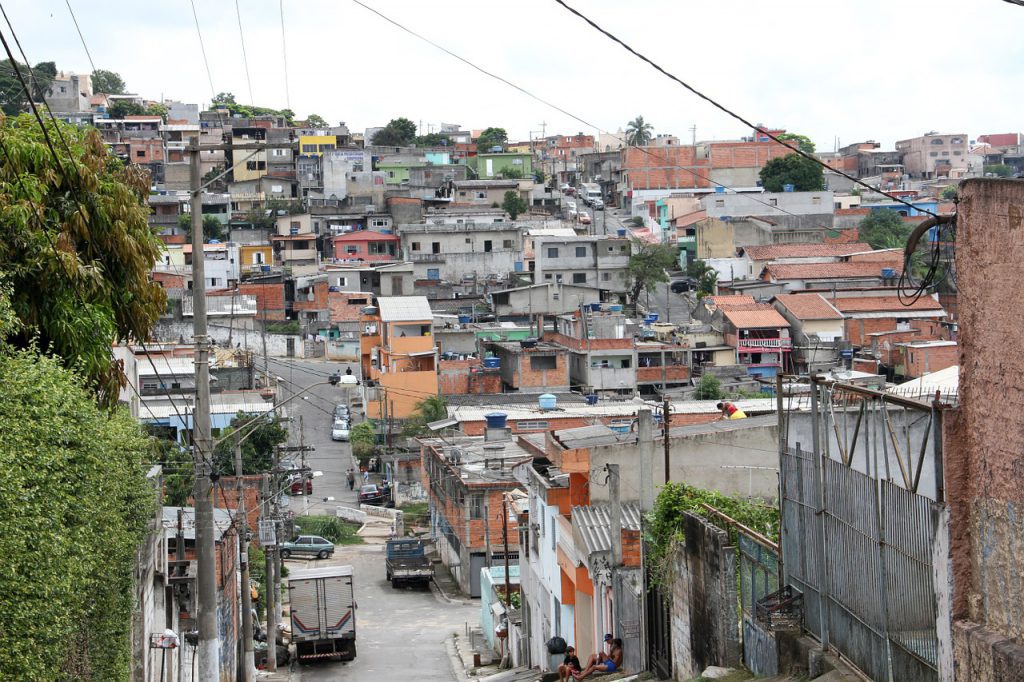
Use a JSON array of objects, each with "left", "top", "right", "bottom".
[{"left": 737, "top": 337, "right": 792, "bottom": 351}]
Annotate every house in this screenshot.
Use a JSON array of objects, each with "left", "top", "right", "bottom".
[
  {"left": 326, "top": 230, "right": 400, "bottom": 264},
  {"left": 469, "top": 152, "right": 533, "bottom": 179},
  {"left": 400, "top": 221, "right": 524, "bottom": 282},
  {"left": 270, "top": 213, "right": 318, "bottom": 275},
  {"left": 894, "top": 133, "right": 970, "bottom": 179},
  {"left": 893, "top": 340, "right": 958, "bottom": 380},
  {"left": 547, "top": 310, "right": 637, "bottom": 397},
  {"left": 829, "top": 294, "right": 946, "bottom": 347},
  {"left": 324, "top": 262, "right": 416, "bottom": 297},
  {"left": 238, "top": 244, "right": 274, "bottom": 278},
  {"left": 490, "top": 283, "right": 603, "bottom": 319},
  {"left": 635, "top": 340, "right": 692, "bottom": 394},
  {"left": 720, "top": 304, "right": 792, "bottom": 377},
  {"left": 182, "top": 243, "right": 239, "bottom": 290},
  {"left": 701, "top": 190, "right": 835, "bottom": 231},
  {"left": 486, "top": 340, "right": 571, "bottom": 394},
  {"left": 771, "top": 294, "right": 845, "bottom": 372},
  {"left": 760, "top": 261, "right": 902, "bottom": 291},
  {"left": 532, "top": 236, "right": 632, "bottom": 295},
  {"left": 361, "top": 296, "right": 438, "bottom": 420},
  {"left": 452, "top": 179, "right": 531, "bottom": 206},
  {"left": 420, "top": 432, "right": 526, "bottom": 597},
  {"left": 44, "top": 71, "right": 93, "bottom": 112},
  {"left": 738, "top": 242, "right": 876, "bottom": 280}
]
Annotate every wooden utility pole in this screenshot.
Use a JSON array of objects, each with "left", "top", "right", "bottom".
[
  {"left": 262, "top": 473, "right": 277, "bottom": 673},
  {"left": 501, "top": 493, "right": 512, "bottom": 610},
  {"left": 235, "top": 436, "right": 255, "bottom": 682},
  {"left": 662, "top": 395, "right": 672, "bottom": 483}
]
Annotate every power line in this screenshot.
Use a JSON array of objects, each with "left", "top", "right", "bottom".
[
  {"left": 188, "top": 0, "right": 217, "bottom": 102},
  {"left": 63, "top": 0, "right": 95, "bottom": 72},
  {"left": 552, "top": 0, "right": 936, "bottom": 218},
  {"left": 279, "top": 0, "right": 291, "bottom": 109},
  {"left": 234, "top": 0, "right": 256, "bottom": 107}
]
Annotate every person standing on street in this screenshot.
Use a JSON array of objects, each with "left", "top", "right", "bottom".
[{"left": 346, "top": 469, "right": 355, "bottom": 490}]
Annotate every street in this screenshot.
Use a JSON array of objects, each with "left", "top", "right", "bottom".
[
  {"left": 268, "top": 357, "right": 478, "bottom": 680},
  {"left": 643, "top": 279, "right": 693, "bottom": 325}
]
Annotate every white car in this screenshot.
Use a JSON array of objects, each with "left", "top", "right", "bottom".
[
  {"left": 565, "top": 200, "right": 577, "bottom": 212},
  {"left": 332, "top": 419, "right": 350, "bottom": 441}
]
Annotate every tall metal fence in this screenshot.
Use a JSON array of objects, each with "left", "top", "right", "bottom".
[{"left": 782, "top": 445, "right": 940, "bottom": 681}]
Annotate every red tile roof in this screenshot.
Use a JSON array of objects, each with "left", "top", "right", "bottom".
[
  {"left": 722, "top": 305, "right": 790, "bottom": 329},
  {"left": 762, "top": 262, "right": 903, "bottom": 281},
  {"left": 707, "top": 295, "right": 756, "bottom": 308},
  {"left": 829, "top": 296, "right": 945, "bottom": 313},
  {"left": 773, "top": 294, "right": 843, "bottom": 320},
  {"left": 741, "top": 243, "right": 873, "bottom": 260}
]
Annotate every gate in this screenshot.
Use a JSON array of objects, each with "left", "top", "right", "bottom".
[
  {"left": 738, "top": 534, "right": 780, "bottom": 676},
  {"left": 644, "top": 554, "right": 672, "bottom": 679}
]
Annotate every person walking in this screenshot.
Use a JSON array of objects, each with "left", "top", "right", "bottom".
[{"left": 346, "top": 469, "right": 355, "bottom": 491}]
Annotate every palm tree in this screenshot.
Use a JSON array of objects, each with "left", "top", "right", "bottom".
[{"left": 626, "top": 115, "right": 654, "bottom": 146}]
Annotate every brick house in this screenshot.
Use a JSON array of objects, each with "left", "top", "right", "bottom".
[
  {"left": 720, "top": 305, "right": 793, "bottom": 377},
  {"left": 361, "top": 296, "right": 438, "bottom": 421},
  {"left": 546, "top": 310, "right": 637, "bottom": 397},
  {"left": 486, "top": 340, "right": 570, "bottom": 393},
  {"left": 830, "top": 294, "right": 946, "bottom": 347},
  {"left": 894, "top": 340, "right": 958, "bottom": 379}
]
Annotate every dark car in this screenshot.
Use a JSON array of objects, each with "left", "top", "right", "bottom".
[
  {"left": 359, "top": 484, "right": 386, "bottom": 506},
  {"left": 670, "top": 278, "right": 697, "bottom": 293}
]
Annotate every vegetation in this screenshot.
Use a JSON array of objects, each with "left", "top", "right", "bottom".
[
  {"left": 371, "top": 117, "right": 417, "bottom": 146},
  {"left": 776, "top": 132, "right": 816, "bottom": 154},
  {"left": 0, "top": 115, "right": 166, "bottom": 406},
  {"left": 533, "top": 168, "right": 546, "bottom": 185},
  {"left": 627, "top": 216, "right": 645, "bottom": 227},
  {"left": 91, "top": 69, "right": 127, "bottom": 95},
  {"left": 212, "top": 412, "right": 289, "bottom": 476},
  {"left": 501, "top": 190, "right": 528, "bottom": 220},
  {"left": 857, "top": 208, "right": 909, "bottom": 250},
  {"left": 758, "top": 153, "right": 825, "bottom": 192},
  {"left": 497, "top": 166, "right": 524, "bottom": 180},
  {"left": 686, "top": 260, "right": 718, "bottom": 298},
  {"left": 414, "top": 132, "right": 451, "bottom": 147},
  {"left": 350, "top": 420, "right": 378, "bottom": 464},
  {"left": 294, "top": 515, "right": 363, "bottom": 545},
  {"left": 984, "top": 163, "right": 1014, "bottom": 178},
  {"left": 400, "top": 395, "right": 448, "bottom": 439},
  {"left": 625, "top": 115, "right": 654, "bottom": 146},
  {"left": 694, "top": 373, "right": 722, "bottom": 400},
  {"left": 243, "top": 198, "right": 305, "bottom": 230},
  {"left": 148, "top": 435, "right": 193, "bottom": 506},
  {"left": 303, "top": 113, "right": 328, "bottom": 128},
  {"left": 177, "top": 213, "right": 226, "bottom": 242},
  {"left": 646, "top": 482, "right": 780, "bottom": 587},
  {"left": 0, "top": 59, "right": 56, "bottom": 116},
  {"left": 265, "top": 320, "right": 301, "bottom": 334},
  {"left": 398, "top": 501, "right": 429, "bottom": 528},
  {"left": 476, "top": 126, "right": 508, "bottom": 153},
  {"left": 210, "top": 92, "right": 295, "bottom": 125},
  {"left": 940, "top": 185, "right": 958, "bottom": 201},
  {"left": 0, "top": 285, "right": 156, "bottom": 679},
  {"left": 627, "top": 240, "right": 677, "bottom": 303},
  {"left": 107, "top": 100, "right": 168, "bottom": 120}
]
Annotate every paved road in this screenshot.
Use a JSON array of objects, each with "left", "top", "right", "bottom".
[{"left": 643, "top": 280, "right": 693, "bottom": 326}]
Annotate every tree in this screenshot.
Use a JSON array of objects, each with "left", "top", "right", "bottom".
[
  {"left": 0, "top": 59, "right": 56, "bottom": 116},
  {"left": 501, "top": 190, "right": 528, "bottom": 220},
  {"left": 858, "top": 209, "right": 910, "bottom": 250},
  {"left": 350, "top": 421, "right": 377, "bottom": 462},
  {"left": 211, "top": 92, "right": 236, "bottom": 106},
  {"left": 625, "top": 115, "right": 654, "bottom": 146},
  {"left": 0, "top": 115, "right": 166, "bottom": 406},
  {"left": 414, "top": 132, "right": 450, "bottom": 147},
  {"left": 776, "top": 132, "right": 816, "bottom": 154},
  {"left": 687, "top": 259, "right": 719, "bottom": 298},
  {"left": 476, "top": 126, "right": 508, "bottom": 153},
  {"left": 304, "top": 113, "right": 328, "bottom": 128},
  {"left": 145, "top": 102, "right": 168, "bottom": 120},
  {"left": 940, "top": 185, "right": 958, "bottom": 201},
  {"left": 401, "top": 395, "right": 448, "bottom": 439},
  {"left": 90, "top": 69, "right": 126, "bottom": 95},
  {"left": 178, "top": 213, "right": 227, "bottom": 242},
  {"left": 0, "top": 285, "right": 156, "bottom": 679},
  {"left": 212, "top": 412, "right": 289, "bottom": 476},
  {"left": 497, "top": 166, "right": 524, "bottom": 180},
  {"left": 371, "top": 117, "right": 417, "bottom": 146},
  {"left": 627, "top": 240, "right": 677, "bottom": 302},
  {"left": 694, "top": 373, "right": 722, "bottom": 400},
  {"left": 534, "top": 168, "right": 546, "bottom": 185},
  {"left": 984, "top": 163, "right": 1013, "bottom": 178},
  {"left": 107, "top": 100, "right": 145, "bottom": 119},
  {"left": 149, "top": 435, "right": 193, "bottom": 506},
  {"left": 758, "top": 153, "right": 825, "bottom": 192}
]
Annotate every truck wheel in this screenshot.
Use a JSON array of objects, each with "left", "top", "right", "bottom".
[
  {"left": 280, "top": 549, "right": 291, "bottom": 559},
  {"left": 317, "top": 550, "right": 329, "bottom": 559},
  {"left": 386, "top": 570, "right": 391, "bottom": 581},
  {"left": 391, "top": 579, "right": 400, "bottom": 589}
]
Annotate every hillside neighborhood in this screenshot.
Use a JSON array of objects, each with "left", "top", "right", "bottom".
[{"left": 1, "top": 3, "right": 1024, "bottom": 682}]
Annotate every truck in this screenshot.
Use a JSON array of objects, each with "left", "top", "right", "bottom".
[
  {"left": 580, "top": 182, "right": 602, "bottom": 206},
  {"left": 385, "top": 538, "right": 434, "bottom": 589},
  {"left": 287, "top": 565, "right": 357, "bottom": 662}
]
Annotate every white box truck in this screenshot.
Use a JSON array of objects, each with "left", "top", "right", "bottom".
[{"left": 288, "top": 565, "right": 357, "bottom": 662}]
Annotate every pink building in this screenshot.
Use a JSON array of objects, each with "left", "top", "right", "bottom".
[{"left": 326, "top": 231, "right": 400, "bottom": 264}]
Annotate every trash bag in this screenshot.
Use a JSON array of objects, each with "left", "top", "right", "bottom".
[{"left": 546, "top": 636, "right": 567, "bottom": 655}]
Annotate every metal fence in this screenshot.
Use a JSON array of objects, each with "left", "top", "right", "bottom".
[
  {"left": 738, "top": 533, "right": 782, "bottom": 677},
  {"left": 782, "top": 447, "right": 940, "bottom": 681}
]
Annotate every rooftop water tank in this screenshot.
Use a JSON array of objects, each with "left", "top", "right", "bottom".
[
  {"left": 484, "top": 412, "right": 508, "bottom": 429},
  {"left": 483, "top": 357, "right": 500, "bottom": 369},
  {"left": 458, "top": 315, "right": 472, "bottom": 324},
  {"left": 881, "top": 267, "right": 896, "bottom": 279},
  {"left": 585, "top": 394, "right": 598, "bottom": 405},
  {"left": 539, "top": 394, "right": 557, "bottom": 410},
  {"left": 646, "top": 313, "right": 659, "bottom": 323},
  {"left": 714, "top": 185, "right": 725, "bottom": 193},
  {"left": 616, "top": 228, "right": 627, "bottom": 237},
  {"left": 608, "top": 304, "right": 623, "bottom": 313},
  {"left": 783, "top": 184, "right": 795, "bottom": 193}
]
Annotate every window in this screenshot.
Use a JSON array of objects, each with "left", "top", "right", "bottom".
[
  {"left": 459, "top": 191, "right": 467, "bottom": 197},
  {"left": 517, "top": 420, "right": 550, "bottom": 430},
  {"left": 388, "top": 171, "right": 395, "bottom": 178},
  {"left": 245, "top": 160, "right": 267, "bottom": 171},
  {"left": 950, "top": 137, "right": 963, "bottom": 145},
  {"left": 475, "top": 191, "right": 486, "bottom": 199},
  {"left": 544, "top": 274, "right": 552, "bottom": 280},
  {"left": 715, "top": 199, "right": 725, "bottom": 207},
  {"left": 253, "top": 252, "right": 265, "bottom": 265},
  {"left": 336, "top": 277, "right": 348, "bottom": 287},
  {"left": 502, "top": 239, "right": 513, "bottom": 249},
  {"left": 136, "top": 150, "right": 145, "bottom": 158},
  {"left": 484, "top": 240, "right": 493, "bottom": 252},
  {"left": 931, "top": 138, "right": 945, "bottom": 145},
  {"left": 941, "top": 152, "right": 949, "bottom": 156},
  {"left": 768, "top": 198, "right": 778, "bottom": 206},
  {"left": 547, "top": 247, "right": 559, "bottom": 258},
  {"left": 370, "top": 218, "right": 389, "bottom": 228},
  {"left": 575, "top": 246, "right": 587, "bottom": 257},
  {"left": 930, "top": 152, "right": 939, "bottom": 157},
  {"left": 318, "top": 144, "right": 335, "bottom": 152},
  {"left": 427, "top": 268, "right": 440, "bottom": 280},
  {"left": 345, "top": 246, "right": 359, "bottom": 254},
  {"left": 555, "top": 274, "right": 563, "bottom": 283},
  {"left": 573, "top": 273, "right": 587, "bottom": 284},
  {"left": 301, "top": 144, "right": 317, "bottom": 153},
  {"left": 469, "top": 493, "right": 484, "bottom": 519},
  {"left": 432, "top": 242, "right": 441, "bottom": 254},
  {"left": 411, "top": 242, "right": 421, "bottom": 251},
  {"left": 271, "top": 184, "right": 283, "bottom": 193},
  {"left": 272, "top": 148, "right": 287, "bottom": 157},
  {"left": 59, "top": 86, "right": 66, "bottom": 93},
  {"left": 530, "top": 356, "right": 557, "bottom": 371},
  {"left": 465, "top": 237, "right": 472, "bottom": 244},
  {"left": 602, "top": 272, "right": 611, "bottom": 281},
  {"left": 953, "top": 151, "right": 962, "bottom": 156},
  {"left": 812, "top": 196, "right": 822, "bottom": 205}
]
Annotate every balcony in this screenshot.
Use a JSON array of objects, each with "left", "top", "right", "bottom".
[
  {"left": 410, "top": 253, "right": 446, "bottom": 263},
  {"left": 736, "top": 337, "right": 792, "bottom": 353}
]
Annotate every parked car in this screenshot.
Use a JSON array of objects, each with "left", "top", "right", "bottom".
[
  {"left": 332, "top": 420, "right": 351, "bottom": 441},
  {"left": 565, "top": 200, "right": 577, "bottom": 211},
  {"left": 562, "top": 185, "right": 575, "bottom": 196},
  {"left": 579, "top": 212, "right": 592, "bottom": 225},
  {"left": 670, "top": 278, "right": 697, "bottom": 293},
  {"left": 334, "top": 403, "right": 350, "bottom": 419},
  {"left": 591, "top": 198, "right": 605, "bottom": 210},
  {"left": 280, "top": 535, "right": 335, "bottom": 560},
  {"left": 359, "top": 484, "right": 386, "bottom": 506},
  {"left": 290, "top": 474, "right": 313, "bottom": 495}
]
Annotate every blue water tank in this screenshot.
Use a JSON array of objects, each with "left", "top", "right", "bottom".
[
  {"left": 616, "top": 228, "right": 627, "bottom": 237},
  {"left": 881, "top": 267, "right": 896, "bottom": 278},
  {"left": 329, "top": 286, "right": 341, "bottom": 292},
  {"left": 514, "top": 261, "right": 524, "bottom": 272},
  {"left": 485, "top": 412, "right": 508, "bottom": 429},
  {"left": 585, "top": 394, "right": 598, "bottom": 405},
  {"left": 483, "top": 357, "right": 500, "bottom": 369},
  {"left": 783, "top": 184, "right": 795, "bottom": 193},
  {"left": 589, "top": 303, "right": 602, "bottom": 312},
  {"left": 714, "top": 185, "right": 725, "bottom": 193},
  {"left": 458, "top": 315, "right": 472, "bottom": 324},
  {"left": 539, "top": 394, "right": 557, "bottom": 410},
  {"left": 608, "top": 304, "right": 623, "bottom": 312},
  {"left": 646, "top": 312, "right": 659, "bottom": 323}
]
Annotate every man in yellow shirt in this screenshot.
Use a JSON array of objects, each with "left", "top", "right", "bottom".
[{"left": 717, "top": 401, "right": 747, "bottom": 420}]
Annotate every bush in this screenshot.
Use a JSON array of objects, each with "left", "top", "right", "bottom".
[
  {"left": 294, "top": 515, "right": 363, "bottom": 545},
  {"left": 266, "top": 321, "right": 300, "bottom": 334},
  {"left": 694, "top": 373, "right": 722, "bottom": 400}
]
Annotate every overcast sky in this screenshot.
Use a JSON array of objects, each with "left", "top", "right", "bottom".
[{"left": 10, "top": 0, "right": 1024, "bottom": 149}]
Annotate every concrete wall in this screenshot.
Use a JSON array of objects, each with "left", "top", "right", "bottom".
[
  {"left": 945, "top": 179, "right": 1024, "bottom": 679},
  {"left": 670, "top": 512, "right": 741, "bottom": 680},
  {"left": 701, "top": 191, "right": 834, "bottom": 230}
]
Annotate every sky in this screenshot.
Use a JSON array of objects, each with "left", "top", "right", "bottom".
[{"left": 8, "top": 0, "right": 1024, "bottom": 150}]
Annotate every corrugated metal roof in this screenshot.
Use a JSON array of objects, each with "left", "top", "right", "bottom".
[
  {"left": 772, "top": 294, "right": 844, "bottom": 320},
  {"left": 376, "top": 296, "right": 434, "bottom": 322},
  {"left": 555, "top": 424, "right": 633, "bottom": 449},
  {"left": 572, "top": 503, "right": 642, "bottom": 556}
]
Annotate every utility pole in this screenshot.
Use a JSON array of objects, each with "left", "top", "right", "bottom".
[
  {"left": 262, "top": 473, "right": 277, "bottom": 673},
  {"left": 483, "top": 494, "right": 492, "bottom": 569},
  {"left": 235, "top": 435, "right": 255, "bottom": 682},
  {"left": 662, "top": 395, "right": 672, "bottom": 483},
  {"left": 609, "top": 462, "right": 622, "bottom": 566},
  {"left": 637, "top": 407, "right": 655, "bottom": 512},
  {"left": 501, "top": 493, "right": 512, "bottom": 609},
  {"left": 190, "top": 141, "right": 220, "bottom": 681}
]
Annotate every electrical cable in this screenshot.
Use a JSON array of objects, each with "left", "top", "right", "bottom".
[
  {"left": 188, "top": 0, "right": 217, "bottom": 103},
  {"left": 279, "top": 0, "right": 291, "bottom": 109},
  {"left": 552, "top": 0, "right": 938, "bottom": 219},
  {"left": 63, "top": 0, "right": 95, "bottom": 72},
  {"left": 234, "top": 0, "right": 256, "bottom": 108}
]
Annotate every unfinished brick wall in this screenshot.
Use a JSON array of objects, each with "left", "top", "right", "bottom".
[
  {"left": 238, "top": 282, "right": 287, "bottom": 321},
  {"left": 901, "top": 343, "right": 958, "bottom": 379},
  {"left": 438, "top": 360, "right": 501, "bottom": 395},
  {"left": 946, "top": 179, "right": 1024, "bottom": 676}
]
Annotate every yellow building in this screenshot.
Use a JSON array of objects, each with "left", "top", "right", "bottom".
[
  {"left": 360, "top": 296, "right": 438, "bottom": 420},
  {"left": 299, "top": 134, "right": 338, "bottom": 156},
  {"left": 238, "top": 244, "right": 273, "bottom": 277}
]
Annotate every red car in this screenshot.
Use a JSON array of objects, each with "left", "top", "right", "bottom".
[{"left": 290, "top": 475, "right": 312, "bottom": 495}]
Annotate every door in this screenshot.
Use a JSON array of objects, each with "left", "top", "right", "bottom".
[
  {"left": 469, "top": 553, "right": 486, "bottom": 597},
  {"left": 286, "top": 337, "right": 296, "bottom": 358},
  {"left": 391, "top": 276, "right": 404, "bottom": 295}
]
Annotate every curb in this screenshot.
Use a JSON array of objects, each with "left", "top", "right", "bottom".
[{"left": 446, "top": 633, "right": 472, "bottom": 682}]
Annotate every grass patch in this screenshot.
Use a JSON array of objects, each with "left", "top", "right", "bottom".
[
  {"left": 295, "top": 515, "right": 363, "bottom": 545},
  {"left": 399, "top": 501, "right": 429, "bottom": 526}
]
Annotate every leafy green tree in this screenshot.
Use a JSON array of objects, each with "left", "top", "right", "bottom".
[
  {"left": 627, "top": 240, "right": 676, "bottom": 302},
  {"left": 476, "top": 126, "right": 508, "bottom": 152},
  {"left": 534, "top": 168, "right": 546, "bottom": 184},
  {"left": 857, "top": 209, "right": 910, "bottom": 250},
  {"left": 107, "top": 100, "right": 145, "bottom": 119},
  {"left": 211, "top": 92, "right": 236, "bottom": 106},
  {"left": 776, "top": 132, "right": 816, "bottom": 154},
  {"left": 984, "top": 163, "right": 1013, "bottom": 177},
  {"left": 686, "top": 259, "right": 718, "bottom": 298},
  {"left": 694, "top": 373, "right": 722, "bottom": 400},
  {"left": 497, "top": 166, "right": 524, "bottom": 180},
  {"left": 91, "top": 69, "right": 126, "bottom": 95},
  {"left": 758, "top": 153, "right": 825, "bottom": 192},
  {"left": 414, "top": 132, "right": 450, "bottom": 146},
  {"left": 0, "top": 285, "right": 156, "bottom": 679},
  {"left": 940, "top": 185, "right": 958, "bottom": 201},
  {"left": 400, "top": 395, "right": 448, "bottom": 439},
  {"left": 178, "top": 213, "right": 227, "bottom": 242},
  {"left": 0, "top": 59, "right": 55, "bottom": 116},
  {"left": 213, "top": 412, "right": 289, "bottom": 476},
  {"left": 304, "top": 113, "right": 328, "bottom": 128},
  {"left": 501, "top": 190, "right": 528, "bottom": 220},
  {"left": 371, "top": 117, "right": 417, "bottom": 146},
  {"left": 149, "top": 435, "right": 193, "bottom": 506},
  {"left": 0, "top": 115, "right": 166, "bottom": 406},
  {"left": 350, "top": 420, "right": 377, "bottom": 461},
  {"left": 625, "top": 115, "right": 653, "bottom": 146},
  {"left": 145, "top": 102, "right": 168, "bottom": 120}
]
